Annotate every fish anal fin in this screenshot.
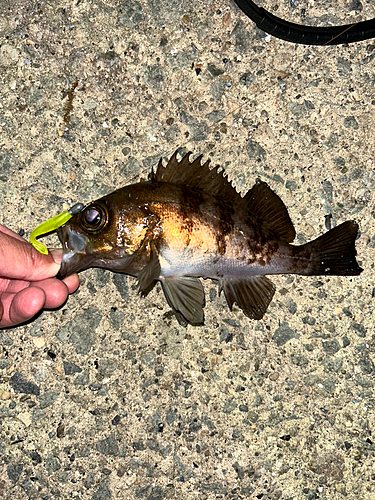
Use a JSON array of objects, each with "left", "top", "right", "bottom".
[
  {"left": 152, "top": 150, "right": 240, "bottom": 203},
  {"left": 160, "top": 276, "right": 205, "bottom": 326},
  {"left": 137, "top": 249, "right": 161, "bottom": 297},
  {"left": 219, "top": 276, "right": 276, "bottom": 320},
  {"left": 242, "top": 181, "right": 296, "bottom": 243}
]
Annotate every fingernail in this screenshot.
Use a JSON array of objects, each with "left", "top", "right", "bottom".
[{"left": 49, "top": 249, "right": 62, "bottom": 264}]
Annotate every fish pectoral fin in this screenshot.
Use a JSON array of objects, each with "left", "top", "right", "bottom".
[
  {"left": 219, "top": 276, "right": 276, "bottom": 320},
  {"left": 160, "top": 277, "right": 205, "bottom": 326},
  {"left": 137, "top": 250, "right": 161, "bottom": 296}
]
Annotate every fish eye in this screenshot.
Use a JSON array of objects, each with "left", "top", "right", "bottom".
[{"left": 81, "top": 205, "right": 107, "bottom": 232}]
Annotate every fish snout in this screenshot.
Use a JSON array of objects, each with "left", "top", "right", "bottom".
[{"left": 56, "top": 226, "right": 90, "bottom": 278}]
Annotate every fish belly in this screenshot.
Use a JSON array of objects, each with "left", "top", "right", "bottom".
[{"left": 158, "top": 236, "right": 306, "bottom": 280}]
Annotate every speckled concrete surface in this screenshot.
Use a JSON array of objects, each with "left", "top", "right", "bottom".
[{"left": 1, "top": 1, "right": 375, "bottom": 499}]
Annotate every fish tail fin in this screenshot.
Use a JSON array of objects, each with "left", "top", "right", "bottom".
[{"left": 303, "top": 221, "right": 362, "bottom": 276}]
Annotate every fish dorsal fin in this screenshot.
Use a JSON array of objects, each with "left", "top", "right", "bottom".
[
  {"left": 151, "top": 152, "right": 295, "bottom": 243},
  {"left": 151, "top": 150, "right": 241, "bottom": 203},
  {"left": 241, "top": 181, "right": 296, "bottom": 243}
]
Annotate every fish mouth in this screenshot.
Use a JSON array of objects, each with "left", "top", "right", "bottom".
[{"left": 57, "top": 226, "right": 95, "bottom": 278}]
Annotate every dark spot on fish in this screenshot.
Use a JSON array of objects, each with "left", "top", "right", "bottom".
[
  {"left": 215, "top": 232, "right": 226, "bottom": 256},
  {"left": 177, "top": 185, "right": 205, "bottom": 247},
  {"left": 181, "top": 217, "right": 194, "bottom": 247},
  {"left": 214, "top": 201, "right": 236, "bottom": 256},
  {"left": 179, "top": 185, "right": 205, "bottom": 216},
  {"left": 245, "top": 240, "right": 257, "bottom": 265},
  {"left": 141, "top": 205, "right": 151, "bottom": 216},
  {"left": 264, "top": 241, "right": 278, "bottom": 265},
  {"left": 245, "top": 237, "right": 279, "bottom": 267}
]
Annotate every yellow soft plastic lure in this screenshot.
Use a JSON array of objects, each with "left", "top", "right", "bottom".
[{"left": 30, "top": 203, "right": 84, "bottom": 255}]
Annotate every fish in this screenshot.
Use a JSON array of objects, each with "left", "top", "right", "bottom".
[{"left": 57, "top": 151, "right": 363, "bottom": 326}]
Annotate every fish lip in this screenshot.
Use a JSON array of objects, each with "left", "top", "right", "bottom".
[
  {"left": 56, "top": 226, "right": 90, "bottom": 278},
  {"left": 56, "top": 226, "right": 68, "bottom": 253}
]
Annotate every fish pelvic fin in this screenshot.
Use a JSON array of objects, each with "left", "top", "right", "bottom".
[
  {"left": 240, "top": 181, "right": 296, "bottom": 243},
  {"left": 302, "top": 221, "right": 363, "bottom": 276},
  {"left": 219, "top": 276, "right": 276, "bottom": 320},
  {"left": 160, "top": 276, "right": 205, "bottom": 326}
]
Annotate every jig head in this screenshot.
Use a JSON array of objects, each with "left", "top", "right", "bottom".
[{"left": 30, "top": 203, "right": 84, "bottom": 255}]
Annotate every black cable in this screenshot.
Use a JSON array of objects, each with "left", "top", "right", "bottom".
[{"left": 232, "top": 0, "right": 375, "bottom": 45}]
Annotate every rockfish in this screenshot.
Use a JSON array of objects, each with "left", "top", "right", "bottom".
[{"left": 57, "top": 152, "right": 362, "bottom": 325}]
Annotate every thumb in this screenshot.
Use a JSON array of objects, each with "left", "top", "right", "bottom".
[{"left": 0, "top": 231, "right": 61, "bottom": 281}]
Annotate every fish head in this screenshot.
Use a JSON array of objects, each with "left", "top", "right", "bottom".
[{"left": 57, "top": 191, "right": 150, "bottom": 278}]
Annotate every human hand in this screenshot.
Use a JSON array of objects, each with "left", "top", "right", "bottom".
[{"left": 0, "top": 224, "right": 79, "bottom": 328}]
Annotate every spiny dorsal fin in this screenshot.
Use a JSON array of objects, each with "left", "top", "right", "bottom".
[
  {"left": 151, "top": 152, "right": 295, "bottom": 243},
  {"left": 240, "top": 181, "right": 296, "bottom": 243},
  {"left": 151, "top": 150, "right": 241, "bottom": 203}
]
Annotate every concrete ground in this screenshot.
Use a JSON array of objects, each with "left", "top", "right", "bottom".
[{"left": 1, "top": 0, "right": 375, "bottom": 499}]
